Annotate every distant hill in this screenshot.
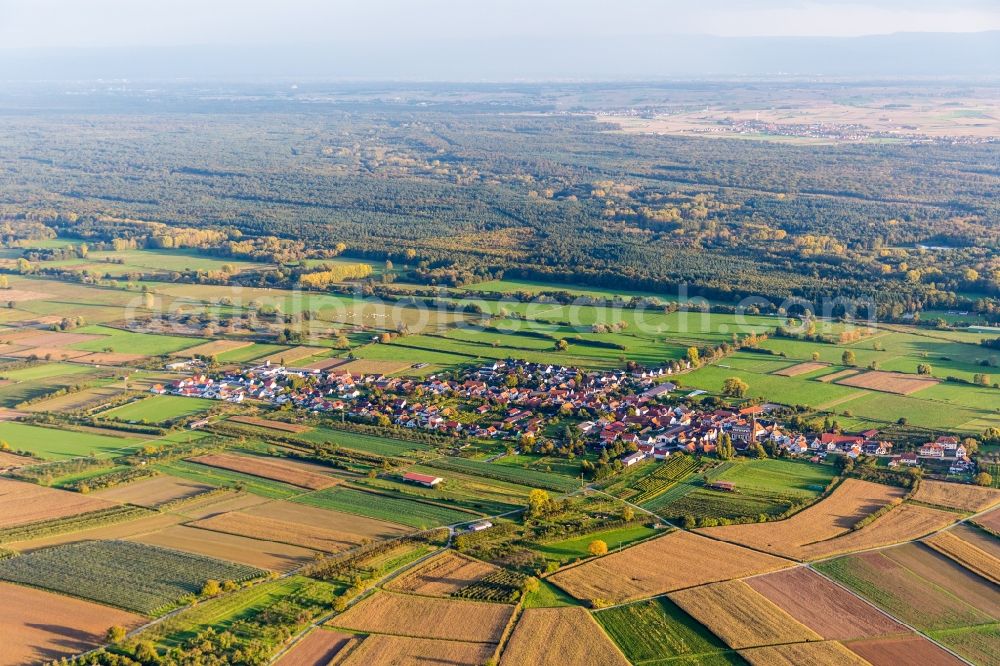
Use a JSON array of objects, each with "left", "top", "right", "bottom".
[{"left": 1, "top": 31, "right": 997, "bottom": 81}]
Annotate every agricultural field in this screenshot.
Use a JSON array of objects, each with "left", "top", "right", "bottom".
[
  {"left": 0, "top": 477, "right": 117, "bottom": 529},
  {"left": 189, "top": 511, "right": 367, "bottom": 553},
  {"left": 132, "top": 524, "right": 318, "bottom": 572},
  {"left": 154, "top": 460, "right": 305, "bottom": 499},
  {"left": 188, "top": 452, "right": 338, "bottom": 490},
  {"left": 385, "top": 550, "right": 501, "bottom": 597},
  {"left": 845, "top": 634, "right": 968, "bottom": 666},
  {"left": 336, "top": 634, "right": 494, "bottom": 666},
  {"left": 697, "top": 478, "right": 905, "bottom": 559},
  {"left": 0, "top": 540, "right": 264, "bottom": 615},
  {"left": 329, "top": 590, "right": 514, "bottom": 643},
  {"left": 912, "top": 479, "right": 1000, "bottom": 513},
  {"left": 0, "top": 421, "right": 143, "bottom": 459},
  {"left": 100, "top": 395, "right": 215, "bottom": 422},
  {"left": 815, "top": 544, "right": 999, "bottom": 632},
  {"left": 92, "top": 475, "right": 214, "bottom": 507},
  {"left": 533, "top": 524, "right": 659, "bottom": 564},
  {"left": 274, "top": 629, "right": 355, "bottom": 666},
  {"left": 0, "top": 581, "right": 145, "bottom": 666},
  {"left": 745, "top": 567, "right": 908, "bottom": 640},
  {"left": 924, "top": 531, "right": 1000, "bottom": 584},
  {"left": 548, "top": 530, "right": 793, "bottom": 604},
  {"left": 500, "top": 607, "right": 630, "bottom": 666},
  {"left": 668, "top": 580, "right": 822, "bottom": 649},
  {"left": 739, "top": 641, "right": 870, "bottom": 666},
  {"left": 595, "top": 596, "right": 736, "bottom": 664},
  {"left": 293, "top": 486, "right": 474, "bottom": 528},
  {"left": 70, "top": 325, "right": 206, "bottom": 355},
  {"left": 293, "top": 425, "right": 432, "bottom": 456}
]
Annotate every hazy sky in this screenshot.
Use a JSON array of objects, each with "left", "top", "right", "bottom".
[{"left": 2, "top": 0, "right": 999, "bottom": 50}]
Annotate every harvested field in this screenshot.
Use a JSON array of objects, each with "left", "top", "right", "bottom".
[
  {"left": 846, "top": 635, "right": 966, "bottom": 666},
  {"left": 6, "top": 346, "right": 90, "bottom": 360},
  {"left": 337, "top": 635, "right": 494, "bottom": 666},
  {"left": 329, "top": 590, "right": 514, "bottom": 643},
  {"left": 773, "top": 361, "right": 828, "bottom": 377},
  {"left": 949, "top": 523, "right": 1000, "bottom": 559},
  {"left": 0, "top": 477, "right": 115, "bottom": 528},
  {"left": 335, "top": 359, "right": 412, "bottom": 375},
  {"left": 669, "top": 580, "right": 821, "bottom": 649},
  {"left": 94, "top": 475, "right": 214, "bottom": 507},
  {"left": 385, "top": 551, "right": 500, "bottom": 597},
  {"left": 162, "top": 490, "right": 270, "bottom": 520},
  {"left": 746, "top": 567, "right": 907, "bottom": 640},
  {"left": 548, "top": 530, "right": 793, "bottom": 604},
  {"left": 500, "top": 607, "right": 630, "bottom": 666},
  {"left": 229, "top": 415, "right": 312, "bottom": 433},
  {"left": 0, "top": 287, "right": 48, "bottom": 302},
  {"left": 243, "top": 501, "right": 410, "bottom": 539},
  {"left": 132, "top": 524, "right": 317, "bottom": 572},
  {"left": 189, "top": 453, "right": 338, "bottom": 490},
  {"left": 975, "top": 507, "right": 1000, "bottom": 533},
  {"left": 913, "top": 479, "right": 1000, "bottom": 513},
  {"left": 75, "top": 352, "right": 147, "bottom": 365},
  {"left": 924, "top": 531, "right": 1000, "bottom": 584},
  {"left": 0, "top": 581, "right": 144, "bottom": 666},
  {"left": 306, "top": 357, "right": 348, "bottom": 371},
  {"left": 190, "top": 511, "right": 365, "bottom": 552},
  {"left": 275, "top": 629, "right": 355, "bottom": 666},
  {"left": 0, "top": 450, "right": 33, "bottom": 469},
  {"left": 740, "top": 641, "right": 870, "bottom": 666},
  {"left": 796, "top": 503, "right": 958, "bottom": 560},
  {"left": 8, "top": 511, "right": 184, "bottom": 552},
  {"left": 835, "top": 370, "right": 938, "bottom": 395},
  {"left": 817, "top": 368, "right": 861, "bottom": 383},
  {"left": 258, "top": 345, "right": 326, "bottom": 365},
  {"left": 171, "top": 339, "right": 253, "bottom": 357},
  {"left": 3, "top": 331, "right": 103, "bottom": 347},
  {"left": 22, "top": 385, "right": 124, "bottom": 413},
  {"left": 698, "top": 479, "right": 905, "bottom": 559}
]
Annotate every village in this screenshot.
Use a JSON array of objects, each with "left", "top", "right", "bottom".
[{"left": 151, "top": 358, "right": 978, "bottom": 479}]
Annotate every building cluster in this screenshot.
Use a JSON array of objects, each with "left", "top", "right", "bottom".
[{"left": 152, "top": 358, "right": 974, "bottom": 475}]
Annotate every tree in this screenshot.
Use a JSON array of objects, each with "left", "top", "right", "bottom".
[
  {"left": 722, "top": 376, "right": 749, "bottom": 398},
  {"left": 521, "top": 577, "right": 540, "bottom": 595},
  {"left": 588, "top": 540, "right": 609, "bottom": 556},
  {"left": 554, "top": 338, "right": 569, "bottom": 351},
  {"left": 201, "top": 579, "right": 222, "bottom": 597},
  {"left": 811, "top": 351, "right": 820, "bottom": 361},
  {"left": 622, "top": 506, "right": 635, "bottom": 522},
  {"left": 686, "top": 347, "right": 700, "bottom": 366},
  {"left": 842, "top": 350, "right": 857, "bottom": 366},
  {"left": 527, "top": 489, "right": 551, "bottom": 518},
  {"left": 106, "top": 625, "right": 127, "bottom": 644},
  {"left": 974, "top": 472, "right": 993, "bottom": 487},
  {"left": 716, "top": 433, "right": 734, "bottom": 460},
  {"left": 916, "top": 363, "right": 932, "bottom": 375}
]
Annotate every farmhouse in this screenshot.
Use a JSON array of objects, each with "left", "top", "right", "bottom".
[{"left": 403, "top": 472, "right": 444, "bottom": 487}]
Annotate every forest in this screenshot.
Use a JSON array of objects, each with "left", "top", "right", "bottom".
[{"left": 0, "top": 81, "right": 997, "bottom": 318}]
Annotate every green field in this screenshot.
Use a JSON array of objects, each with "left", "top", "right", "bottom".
[
  {"left": 425, "top": 456, "right": 580, "bottom": 493},
  {"left": 71, "top": 325, "right": 205, "bottom": 355},
  {"left": 156, "top": 460, "right": 303, "bottom": 499},
  {"left": 294, "top": 426, "right": 432, "bottom": 456},
  {"left": 0, "top": 421, "right": 143, "bottom": 459},
  {"left": 147, "top": 575, "right": 340, "bottom": 647},
  {"left": 0, "top": 540, "right": 264, "bottom": 615},
  {"left": 522, "top": 579, "right": 581, "bottom": 608},
  {"left": 293, "top": 486, "right": 475, "bottom": 528},
  {"left": 0, "top": 362, "right": 95, "bottom": 381},
  {"left": 214, "top": 343, "right": 290, "bottom": 363},
  {"left": 101, "top": 395, "right": 215, "bottom": 423},
  {"left": 533, "top": 525, "right": 659, "bottom": 563},
  {"left": 596, "top": 596, "right": 736, "bottom": 664}
]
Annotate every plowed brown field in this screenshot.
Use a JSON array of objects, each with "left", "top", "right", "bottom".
[
  {"left": 274, "top": 629, "right": 355, "bottom": 666},
  {"left": 386, "top": 550, "right": 500, "bottom": 597},
  {"left": 189, "top": 453, "right": 338, "bottom": 490},
  {"left": 0, "top": 477, "right": 116, "bottom": 529},
  {"left": 846, "top": 635, "right": 965, "bottom": 666},
  {"left": 191, "top": 512, "right": 363, "bottom": 552},
  {"left": 740, "top": 640, "right": 871, "bottom": 666},
  {"left": 336, "top": 635, "right": 493, "bottom": 666}
]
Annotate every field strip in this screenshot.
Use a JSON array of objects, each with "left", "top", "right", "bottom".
[
  {"left": 806, "top": 564, "right": 974, "bottom": 666},
  {"left": 814, "top": 390, "right": 869, "bottom": 411}
]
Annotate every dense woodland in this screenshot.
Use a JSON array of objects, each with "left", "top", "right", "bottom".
[{"left": 0, "top": 82, "right": 998, "bottom": 317}]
